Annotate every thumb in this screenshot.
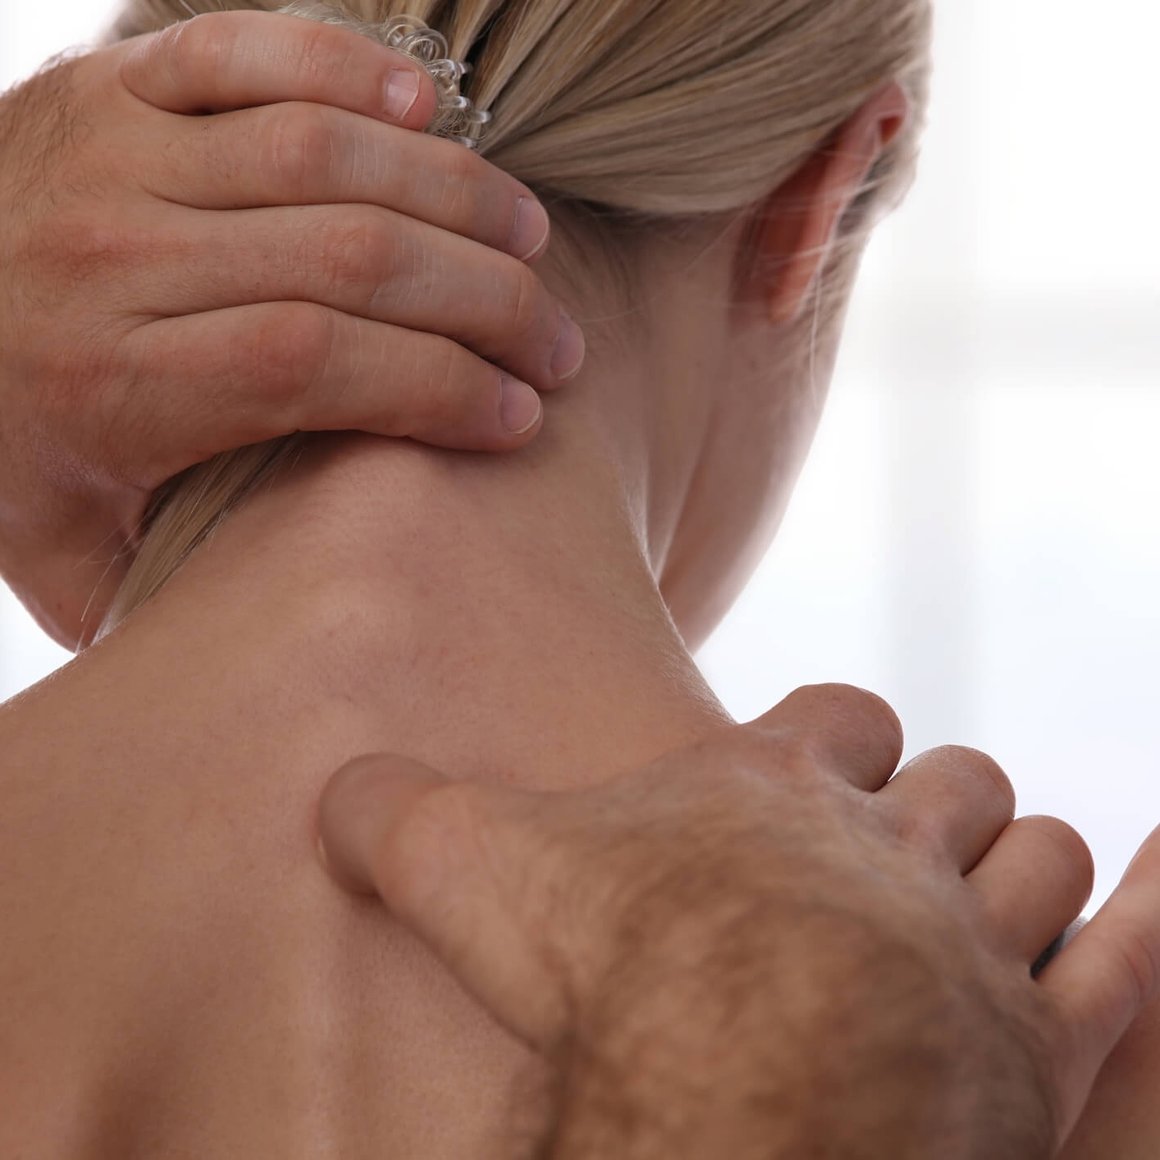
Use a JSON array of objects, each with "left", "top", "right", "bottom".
[
  {"left": 748, "top": 683, "right": 904, "bottom": 792},
  {"left": 1039, "top": 821, "right": 1160, "bottom": 1149},
  {"left": 316, "top": 754, "right": 574, "bottom": 1054},
  {"left": 317, "top": 754, "right": 454, "bottom": 896}
]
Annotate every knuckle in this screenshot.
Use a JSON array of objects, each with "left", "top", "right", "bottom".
[
  {"left": 293, "top": 20, "right": 355, "bottom": 89},
  {"left": 319, "top": 212, "right": 400, "bottom": 301},
  {"left": 741, "top": 717, "right": 829, "bottom": 782},
  {"left": 237, "top": 303, "right": 335, "bottom": 412},
  {"left": 446, "top": 140, "right": 485, "bottom": 186},
  {"left": 713, "top": 726, "right": 802, "bottom": 788},
  {"left": 48, "top": 212, "right": 144, "bottom": 280},
  {"left": 260, "top": 103, "right": 337, "bottom": 195},
  {"left": 776, "top": 728, "right": 830, "bottom": 776},
  {"left": 721, "top": 727, "right": 779, "bottom": 769},
  {"left": 431, "top": 144, "right": 489, "bottom": 225},
  {"left": 158, "top": 13, "right": 239, "bottom": 87}
]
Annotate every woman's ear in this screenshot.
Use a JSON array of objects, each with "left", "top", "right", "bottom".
[{"left": 755, "top": 81, "right": 911, "bottom": 325}]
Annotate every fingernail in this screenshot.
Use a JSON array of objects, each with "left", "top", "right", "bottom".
[
  {"left": 551, "top": 311, "right": 586, "bottom": 382},
  {"left": 500, "top": 375, "right": 542, "bottom": 435},
  {"left": 384, "top": 69, "right": 422, "bottom": 121},
  {"left": 509, "top": 197, "right": 551, "bottom": 262}
]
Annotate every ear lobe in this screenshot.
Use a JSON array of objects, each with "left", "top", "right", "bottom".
[{"left": 758, "top": 81, "right": 911, "bottom": 326}]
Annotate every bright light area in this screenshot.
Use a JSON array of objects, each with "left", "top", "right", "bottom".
[
  {"left": 0, "top": 3, "right": 113, "bottom": 81},
  {"left": 2, "top": 1, "right": 1158, "bottom": 916}
]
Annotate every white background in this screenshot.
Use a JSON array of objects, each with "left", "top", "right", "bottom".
[{"left": 2, "top": 3, "right": 1158, "bottom": 914}]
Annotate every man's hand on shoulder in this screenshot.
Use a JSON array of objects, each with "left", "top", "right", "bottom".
[{"left": 315, "top": 683, "right": 1160, "bottom": 1158}]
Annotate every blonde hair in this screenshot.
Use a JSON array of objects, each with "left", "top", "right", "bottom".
[{"left": 101, "top": 0, "right": 932, "bottom": 633}]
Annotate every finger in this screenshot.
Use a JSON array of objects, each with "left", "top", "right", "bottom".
[
  {"left": 137, "top": 204, "right": 583, "bottom": 393},
  {"left": 152, "top": 104, "right": 551, "bottom": 262},
  {"left": 121, "top": 303, "right": 544, "bottom": 486},
  {"left": 878, "top": 745, "right": 1017, "bottom": 872},
  {"left": 748, "top": 684, "right": 904, "bottom": 791},
  {"left": 118, "top": 11, "right": 437, "bottom": 128},
  {"left": 1037, "top": 823, "right": 1160, "bottom": 1145},
  {"left": 317, "top": 755, "right": 572, "bottom": 1055},
  {"left": 966, "top": 815, "right": 1093, "bottom": 963}
]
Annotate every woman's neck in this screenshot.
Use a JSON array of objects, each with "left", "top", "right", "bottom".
[
  {"left": 116, "top": 406, "right": 732, "bottom": 791},
  {"left": 0, "top": 393, "right": 733, "bottom": 1160}
]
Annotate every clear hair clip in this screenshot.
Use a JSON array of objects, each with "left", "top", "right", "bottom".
[
  {"left": 380, "top": 16, "right": 492, "bottom": 149},
  {"left": 278, "top": 5, "right": 492, "bottom": 150}
]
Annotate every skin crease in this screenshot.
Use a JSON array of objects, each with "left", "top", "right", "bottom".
[{"left": 0, "top": 79, "right": 1152, "bottom": 1155}]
